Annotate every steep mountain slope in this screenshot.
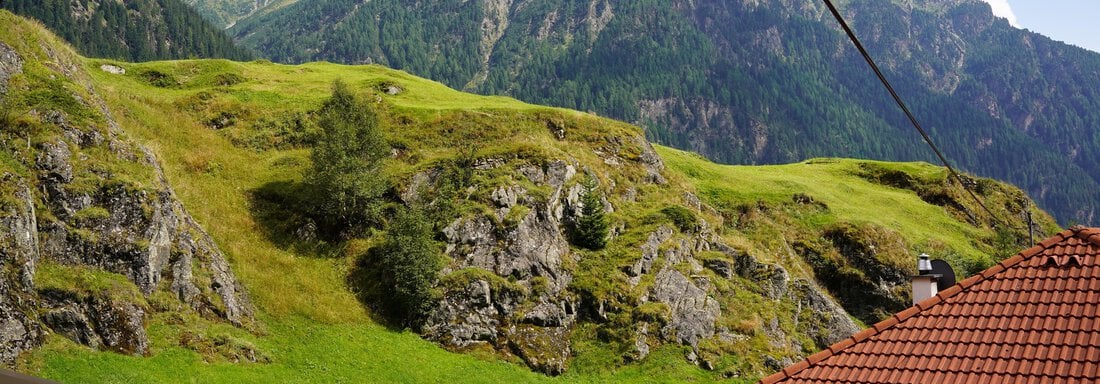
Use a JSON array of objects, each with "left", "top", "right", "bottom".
[
  {"left": 0, "top": 10, "right": 1058, "bottom": 382},
  {"left": 181, "top": 0, "right": 298, "bottom": 29},
  {"left": 0, "top": 9, "right": 253, "bottom": 369},
  {"left": 0, "top": 0, "right": 252, "bottom": 61},
  {"left": 226, "top": 0, "right": 1100, "bottom": 224}
]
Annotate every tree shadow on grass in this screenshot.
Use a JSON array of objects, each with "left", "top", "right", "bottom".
[
  {"left": 347, "top": 246, "right": 420, "bottom": 333},
  {"left": 250, "top": 180, "right": 408, "bottom": 330},
  {"left": 247, "top": 180, "right": 344, "bottom": 259}
]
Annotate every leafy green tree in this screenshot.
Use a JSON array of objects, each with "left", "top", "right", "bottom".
[
  {"left": 306, "top": 80, "right": 388, "bottom": 235},
  {"left": 572, "top": 176, "right": 609, "bottom": 250},
  {"left": 375, "top": 205, "right": 442, "bottom": 327}
]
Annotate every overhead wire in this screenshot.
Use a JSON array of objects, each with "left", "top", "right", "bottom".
[{"left": 820, "top": 0, "right": 1019, "bottom": 231}]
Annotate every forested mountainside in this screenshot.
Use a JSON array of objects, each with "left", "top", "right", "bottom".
[
  {"left": 0, "top": 10, "right": 1059, "bottom": 383},
  {"left": 224, "top": 0, "right": 1100, "bottom": 225},
  {"left": 0, "top": 0, "right": 251, "bottom": 61},
  {"left": 180, "top": 0, "right": 297, "bottom": 29}
]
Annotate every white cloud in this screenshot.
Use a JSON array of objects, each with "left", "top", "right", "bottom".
[{"left": 981, "top": 0, "right": 1021, "bottom": 27}]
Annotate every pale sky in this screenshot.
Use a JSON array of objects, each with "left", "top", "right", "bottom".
[{"left": 983, "top": 0, "right": 1100, "bottom": 53}]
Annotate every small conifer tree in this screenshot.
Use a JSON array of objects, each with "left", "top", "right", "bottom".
[{"left": 573, "top": 176, "right": 609, "bottom": 250}]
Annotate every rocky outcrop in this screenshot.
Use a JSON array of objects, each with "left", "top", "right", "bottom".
[
  {"left": 0, "top": 176, "right": 43, "bottom": 362},
  {"left": 628, "top": 225, "right": 723, "bottom": 359},
  {"left": 702, "top": 258, "right": 733, "bottom": 278},
  {"left": 442, "top": 160, "right": 576, "bottom": 295},
  {"left": 710, "top": 241, "right": 859, "bottom": 350},
  {"left": 635, "top": 135, "right": 668, "bottom": 185},
  {"left": 626, "top": 225, "right": 674, "bottom": 285},
  {"left": 714, "top": 242, "right": 790, "bottom": 299},
  {"left": 99, "top": 64, "right": 126, "bottom": 75},
  {"left": 39, "top": 290, "right": 148, "bottom": 356},
  {"left": 424, "top": 279, "right": 520, "bottom": 348},
  {"left": 788, "top": 280, "right": 860, "bottom": 348},
  {"left": 430, "top": 160, "right": 580, "bottom": 374},
  {"left": 0, "top": 43, "right": 39, "bottom": 364},
  {"left": 150, "top": 157, "right": 253, "bottom": 326},
  {"left": 34, "top": 136, "right": 254, "bottom": 329},
  {"left": 650, "top": 267, "right": 720, "bottom": 349},
  {"left": 507, "top": 324, "right": 571, "bottom": 375},
  {"left": 0, "top": 37, "right": 254, "bottom": 361},
  {"left": 796, "top": 224, "right": 911, "bottom": 324},
  {"left": 0, "top": 42, "right": 22, "bottom": 94},
  {"left": 711, "top": 240, "right": 860, "bottom": 363}
]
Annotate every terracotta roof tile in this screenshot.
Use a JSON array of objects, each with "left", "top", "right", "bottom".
[
  {"left": 760, "top": 227, "right": 1100, "bottom": 383},
  {"left": 851, "top": 327, "right": 877, "bottom": 343}
]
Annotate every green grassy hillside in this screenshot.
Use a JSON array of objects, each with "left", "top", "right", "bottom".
[
  {"left": 0, "top": 11, "right": 1057, "bottom": 383},
  {"left": 16, "top": 47, "right": 731, "bottom": 384},
  {"left": 660, "top": 150, "right": 1021, "bottom": 271}
]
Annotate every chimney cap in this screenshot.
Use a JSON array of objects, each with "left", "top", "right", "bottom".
[{"left": 918, "top": 253, "right": 933, "bottom": 275}]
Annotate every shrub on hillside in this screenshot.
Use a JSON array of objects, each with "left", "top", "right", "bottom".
[
  {"left": 373, "top": 205, "right": 443, "bottom": 327},
  {"left": 306, "top": 80, "right": 388, "bottom": 236},
  {"left": 661, "top": 205, "right": 697, "bottom": 233}
]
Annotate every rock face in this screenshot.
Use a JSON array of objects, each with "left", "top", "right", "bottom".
[
  {"left": 420, "top": 142, "right": 864, "bottom": 375},
  {"left": 0, "top": 42, "right": 22, "bottom": 94},
  {"left": 40, "top": 144, "right": 249, "bottom": 352},
  {"left": 637, "top": 229, "right": 727, "bottom": 356},
  {"left": 715, "top": 242, "right": 790, "bottom": 299},
  {"left": 429, "top": 160, "right": 579, "bottom": 375},
  {"left": 795, "top": 224, "right": 911, "bottom": 324},
  {"left": 0, "top": 43, "right": 40, "bottom": 363},
  {"left": 40, "top": 291, "right": 149, "bottom": 355},
  {"left": 627, "top": 225, "right": 674, "bottom": 285},
  {"left": 32, "top": 133, "right": 254, "bottom": 329},
  {"left": 651, "top": 267, "right": 720, "bottom": 349},
  {"left": 624, "top": 224, "right": 863, "bottom": 369},
  {"left": 0, "top": 177, "right": 43, "bottom": 362},
  {"left": 0, "top": 39, "right": 253, "bottom": 362},
  {"left": 788, "top": 280, "right": 861, "bottom": 348},
  {"left": 426, "top": 279, "right": 521, "bottom": 349},
  {"left": 427, "top": 160, "right": 587, "bottom": 374}
]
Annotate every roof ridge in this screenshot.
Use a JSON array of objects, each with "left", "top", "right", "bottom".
[
  {"left": 758, "top": 227, "right": 1079, "bottom": 384},
  {"left": 1070, "top": 226, "right": 1100, "bottom": 248}
]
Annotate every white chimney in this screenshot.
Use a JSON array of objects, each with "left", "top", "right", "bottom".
[{"left": 912, "top": 253, "right": 939, "bottom": 305}]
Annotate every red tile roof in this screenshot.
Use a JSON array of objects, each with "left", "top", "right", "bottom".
[{"left": 760, "top": 226, "right": 1100, "bottom": 384}]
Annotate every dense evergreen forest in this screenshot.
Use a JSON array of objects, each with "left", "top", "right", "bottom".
[
  {"left": 225, "top": 0, "right": 1100, "bottom": 224},
  {"left": 180, "top": 0, "right": 295, "bottom": 29},
  {"left": 0, "top": 0, "right": 251, "bottom": 61}
]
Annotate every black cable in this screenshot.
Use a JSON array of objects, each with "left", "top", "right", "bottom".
[{"left": 821, "top": 0, "right": 1013, "bottom": 229}]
